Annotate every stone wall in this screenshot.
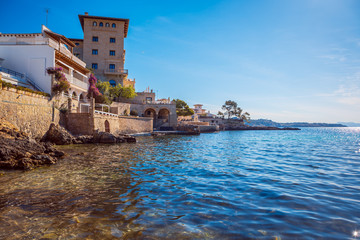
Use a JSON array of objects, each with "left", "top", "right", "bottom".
[
  {"left": 179, "top": 121, "right": 209, "bottom": 126},
  {"left": 0, "top": 87, "right": 60, "bottom": 138},
  {"left": 93, "top": 114, "right": 153, "bottom": 134},
  {"left": 65, "top": 113, "right": 93, "bottom": 135}
]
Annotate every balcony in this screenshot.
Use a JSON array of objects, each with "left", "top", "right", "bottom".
[
  {"left": 104, "top": 68, "right": 128, "bottom": 75},
  {"left": 63, "top": 72, "right": 88, "bottom": 91}
]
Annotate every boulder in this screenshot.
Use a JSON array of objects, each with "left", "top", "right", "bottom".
[
  {"left": 41, "top": 123, "right": 75, "bottom": 145},
  {"left": 0, "top": 119, "right": 65, "bottom": 170}
]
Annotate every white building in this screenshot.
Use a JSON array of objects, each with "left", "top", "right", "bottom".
[{"left": 0, "top": 26, "right": 90, "bottom": 99}]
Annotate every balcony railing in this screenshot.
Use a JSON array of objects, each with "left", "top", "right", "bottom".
[
  {"left": 63, "top": 73, "right": 88, "bottom": 90},
  {"left": 104, "top": 68, "right": 128, "bottom": 75}
]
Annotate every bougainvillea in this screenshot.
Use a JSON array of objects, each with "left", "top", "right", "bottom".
[
  {"left": 47, "top": 67, "right": 70, "bottom": 95},
  {"left": 87, "top": 74, "right": 102, "bottom": 98}
]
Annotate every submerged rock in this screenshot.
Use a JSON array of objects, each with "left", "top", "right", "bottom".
[{"left": 0, "top": 118, "right": 64, "bottom": 170}]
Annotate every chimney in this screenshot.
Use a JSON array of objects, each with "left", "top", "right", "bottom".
[{"left": 85, "top": 12, "right": 89, "bottom": 16}]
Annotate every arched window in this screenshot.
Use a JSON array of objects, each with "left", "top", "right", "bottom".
[
  {"left": 109, "top": 80, "right": 116, "bottom": 87},
  {"left": 112, "top": 23, "right": 116, "bottom": 28},
  {"left": 93, "top": 21, "right": 97, "bottom": 26},
  {"left": 105, "top": 23, "right": 110, "bottom": 27},
  {"left": 99, "top": 22, "right": 103, "bottom": 27}
]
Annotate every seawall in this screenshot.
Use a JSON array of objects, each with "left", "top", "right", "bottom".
[{"left": 0, "top": 87, "right": 60, "bottom": 139}]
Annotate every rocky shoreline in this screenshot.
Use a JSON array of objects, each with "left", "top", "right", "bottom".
[
  {"left": 0, "top": 120, "right": 136, "bottom": 170},
  {"left": 0, "top": 119, "right": 64, "bottom": 170},
  {"left": 0, "top": 119, "right": 299, "bottom": 171}
]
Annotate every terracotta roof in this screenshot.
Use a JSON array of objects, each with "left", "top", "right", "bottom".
[
  {"left": 78, "top": 14, "right": 129, "bottom": 38},
  {"left": 44, "top": 30, "right": 75, "bottom": 47}
]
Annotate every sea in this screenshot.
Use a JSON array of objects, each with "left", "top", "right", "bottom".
[{"left": 0, "top": 127, "right": 359, "bottom": 239}]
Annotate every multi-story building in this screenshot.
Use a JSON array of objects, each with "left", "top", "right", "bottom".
[
  {"left": 71, "top": 12, "right": 135, "bottom": 88},
  {"left": 0, "top": 25, "right": 90, "bottom": 98}
]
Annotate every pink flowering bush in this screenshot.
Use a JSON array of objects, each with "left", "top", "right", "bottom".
[
  {"left": 87, "top": 74, "right": 102, "bottom": 99},
  {"left": 47, "top": 67, "right": 70, "bottom": 94}
]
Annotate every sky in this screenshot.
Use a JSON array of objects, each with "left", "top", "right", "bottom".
[{"left": 1, "top": 0, "right": 360, "bottom": 123}]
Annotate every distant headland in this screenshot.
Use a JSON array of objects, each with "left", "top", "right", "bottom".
[{"left": 246, "top": 119, "right": 348, "bottom": 128}]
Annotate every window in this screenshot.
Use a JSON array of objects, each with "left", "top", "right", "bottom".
[
  {"left": 74, "top": 53, "right": 80, "bottom": 57},
  {"left": 92, "top": 63, "right": 98, "bottom": 69},
  {"left": 109, "top": 64, "right": 115, "bottom": 70},
  {"left": 93, "top": 21, "right": 97, "bottom": 26},
  {"left": 92, "top": 49, "right": 98, "bottom": 55},
  {"left": 75, "top": 42, "right": 80, "bottom": 46},
  {"left": 146, "top": 97, "right": 152, "bottom": 104},
  {"left": 105, "top": 23, "right": 110, "bottom": 27},
  {"left": 92, "top": 36, "right": 98, "bottom": 42},
  {"left": 112, "top": 23, "right": 116, "bottom": 28},
  {"left": 109, "top": 50, "right": 115, "bottom": 56},
  {"left": 99, "top": 22, "right": 103, "bottom": 27},
  {"left": 110, "top": 38, "right": 116, "bottom": 43},
  {"left": 109, "top": 80, "right": 116, "bottom": 87}
]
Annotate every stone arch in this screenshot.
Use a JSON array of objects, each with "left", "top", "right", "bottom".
[
  {"left": 72, "top": 91, "right": 77, "bottom": 100},
  {"left": 79, "top": 93, "right": 85, "bottom": 101},
  {"left": 158, "top": 108, "right": 170, "bottom": 122},
  {"left": 105, "top": 120, "right": 110, "bottom": 133},
  {"left": 144, "top": 108, "right": 156, "bottom": 118},
  {"left": 144, "top": 108, "right": 157, "bottom": 127}
]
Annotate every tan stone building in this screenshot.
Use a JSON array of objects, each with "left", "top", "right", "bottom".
[{"left": 70, "top": 12, "right": 135, "bottom": 88}]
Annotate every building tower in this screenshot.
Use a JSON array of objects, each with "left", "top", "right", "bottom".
[{"left": 71, "top": 12, "right": 135, "bottom": 88}]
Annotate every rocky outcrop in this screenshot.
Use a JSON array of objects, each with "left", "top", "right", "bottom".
[
  {"left": 41, "top": 123, "right": 75, "bottom": 145},
  {"left": 0, "top": 118, "right": 64, "bottom": 170},
  {"left": 92, "top": 132, "right": 136, "bottom": 144}
]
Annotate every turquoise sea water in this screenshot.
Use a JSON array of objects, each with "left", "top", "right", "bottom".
[{"left": 0, "top": 128, "right": 360, "bottom": 239}]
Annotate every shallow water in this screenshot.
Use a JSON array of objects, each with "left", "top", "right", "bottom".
[{"left": 0, "top": 128, "right": 360, "bottom": 239}]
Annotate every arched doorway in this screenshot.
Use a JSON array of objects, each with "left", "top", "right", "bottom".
[
  {"left": 105, "top": 120, "right": 110, "bottom": 133},
  {"left": 144, "top": 108, "right": 156, "bottom": 128},
  {"left": 158, "top": 108, "right": 170, "bottom": 127},
  {"left": 79, "top": 93, "right": 84, "bottom": 101}
]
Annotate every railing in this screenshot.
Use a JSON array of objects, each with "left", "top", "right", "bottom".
[
  {"left": 63, "top": 73, "right": 88, "bottom": 90},
  {"left": 104, "top": 68, "right": 128, "bottom": 75},
  {"left": 0, "top": 67, "right": 44, "bottom": 92},
  {"left": 49, "top": 38, "right": 86, "bottom": 67},
  {"left": 94, "top": 110, "right": 119, "bottom": 117}
]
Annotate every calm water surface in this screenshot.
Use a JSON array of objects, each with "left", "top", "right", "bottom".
[{"left": 0, "top": 128, "right": 360, "bottom": 239}]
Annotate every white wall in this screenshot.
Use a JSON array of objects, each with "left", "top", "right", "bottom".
[{"left": 0, "top": 45, "right": 55, "bottom": 93}]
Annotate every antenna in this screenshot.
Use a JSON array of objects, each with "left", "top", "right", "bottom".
[{"left": 45, "top": 8, "right": 50, "bottom": 26}]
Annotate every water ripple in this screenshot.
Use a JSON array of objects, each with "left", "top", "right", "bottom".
[{"left": 0, "top": 128, "right": 359, "bottom": 239}]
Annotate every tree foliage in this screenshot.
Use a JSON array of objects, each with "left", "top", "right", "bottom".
[
  {"left": 173, "top": 99, "right": 194, "bottom": 116},
  {"left": 218, "top": 100, "right": 250, "bottom": 122},
  {"left": 94, "top": 80, "right": 137, "bottom": 104}
]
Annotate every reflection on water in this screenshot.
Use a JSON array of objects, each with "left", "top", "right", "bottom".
[{"left": 0, "top": 128, "right": 360, "bottom": 239}]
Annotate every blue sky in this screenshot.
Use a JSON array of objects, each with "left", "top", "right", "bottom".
[{"left": 2, "top": 0, "right": 360, "bottom": 123}]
